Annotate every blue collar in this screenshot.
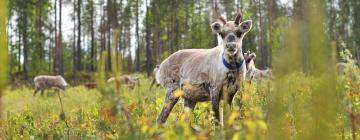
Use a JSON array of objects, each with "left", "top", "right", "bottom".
[{"left": 222, "top": 53, "right": 243, "bottom": 70}]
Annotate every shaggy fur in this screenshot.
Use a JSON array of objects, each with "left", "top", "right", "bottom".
[
  {"left": 244, "top": 51, "right": 274, "bottom": 80},
  {"left": 156, "top": 13, "right": 253, "bottom": 124},
  {"left": 33, "top": 75, "right": 69, "bottom": 96}
]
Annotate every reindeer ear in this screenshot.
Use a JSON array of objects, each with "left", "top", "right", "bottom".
[
  {"left": 250, "top": 53, "right": 256, "bottom": 60},
  {"left": 218, "top": 16, "right": 227, "bottom": 25},
  {"left": 211, "top": 16, "right": 226, "bottom": 34},
  {"left": 240, "top": 20, "right": 253, "bottom": 32},
  {"left": 234, "top": 12, "right": 243, "bottom": 25}
]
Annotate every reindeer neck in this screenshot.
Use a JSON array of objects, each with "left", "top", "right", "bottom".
[
  {"left": 222, "top": 49, "right": 244, "bottom": 70},
  {"left": 223, "top": 50, "right": 243, "bottom": 64}
]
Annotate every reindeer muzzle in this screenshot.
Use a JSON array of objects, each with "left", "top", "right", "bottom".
[{"left": 225, "top": 43, "right": 238, "bottom": 55}]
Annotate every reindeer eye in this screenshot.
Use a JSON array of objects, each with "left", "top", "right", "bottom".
[
  {"left": 242, "top": 25, "right": 248, "bottom": 30},
  {"left": 213, "top": 23, "right": 221, "bottom": 30},
  {"left": 235, "top": 30, "right": 243, "bottom": 37}
]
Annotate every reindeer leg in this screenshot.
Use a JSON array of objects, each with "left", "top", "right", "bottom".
[
  {"left": 157, "top": 88, "right": 179, "bottom": 124},
  {"left": 210, "top": 86, "right": 221, "bottom": 125},
  {"left": 33, "top": 88, "right": 40, "bottom": 96},
  {"left": 40, "top": 89, "right": 45, "bottom": 96},
  {"left": 184, "top": 99, "right": 197, "bottom": 111},
  {"left": 227, "top": 84, "right": 239, "bottom": 105},
  {"left": 183, "top": 99, "right": 197, "bottom": 129}
]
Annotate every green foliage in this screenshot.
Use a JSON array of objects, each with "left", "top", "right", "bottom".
[
  {"left": 8, "top": 0, "right": 53, "bottom": 81},
  {"left": 271, "top": 17, "right": 288, "bottom": 55},
  {"left": 268, "top": 0, "right": 341, "bottom": 139}
]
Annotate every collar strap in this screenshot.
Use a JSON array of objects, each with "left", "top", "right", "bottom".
[{"left": 222, "top": 53, "right": 243, "bottom": 70}]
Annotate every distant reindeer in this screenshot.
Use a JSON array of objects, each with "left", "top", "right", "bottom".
[
  {"left": 336, "top": 62, "right": 348, "bottom": 75},
  {"left": 107, "top": 75, "right": 140, "bottom": 89},
  {"left": 155, "top": 13, "right": 253, "bottom": 124},
  {"left": 244, "top": 51, "right": 274, "bottom": 81},
  {"left": 33, "top": 75, "right": 69, "bottom": 96},
  {"left": 83, "top": 82, "right": 97, "bottom": 89}
]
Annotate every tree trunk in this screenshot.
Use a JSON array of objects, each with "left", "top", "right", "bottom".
[
  {"left": 54, "top": 0, "right": 64, "bottom": 76},
  {"left": 257, "top": 0, "right": 266, "bottom": 69},
  {"left": 168, "top": 15, "right": 173, "bottom": 53},
  {"left": 267, "top": 0, "right": 277, "bottom": 67},
  {"left": 354, "top": 1, "right": 360, "bottom": 66},
  {"left": 135, "top": 0, "right": 140, "bottom": 72},
  {"left": 356, "top": 46, "right": 360, "bottom": 66},
  {"left": 76, "top": 0, "right": 82, "bottom": 71},
  {"left": 18, "top": 29, "right": 21, "bottom": 73},
  {"left": 100, "top": 0, "right": 105, "bottom": 57},
  {"left": 211, "top": 0, "right": 222, "bottom": 47},
  {"left": 23, "top": 24, "right": 28, "bottom": 81},
  {"left": 36, "top": 0, "right": 44, "bottom": 60},
  {"left": 152, "top": 0, "right": 158, "bottom": 64},
  {"left": 106, "top": 0, "right": 112, "bottom": 71},
  {"left": 73, "top": 0, "right": 76, "bottom": 73},
  {"left": 90, "top": 0, "right": 95, "bottom": 71},
  {"left": 53, "top": 0, "right": 57, "bottom": 73},
  {"left": 59, "top": 0, "right": 64, "bottom": 76},
  {"left": 145, "top": 0, "right": 152, "bottom": 75}
]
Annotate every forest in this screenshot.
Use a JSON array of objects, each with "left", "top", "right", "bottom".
[{"left": 1, "top": 0, "right": 360, "bottom": 139}]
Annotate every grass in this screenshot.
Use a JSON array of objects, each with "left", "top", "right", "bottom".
[
  {"left": 0, "top": 71, "right": 358, "bottom": 139},
  {"left": 2, "top": 0, "right": 359, "bottom": 139},
  {"left": 0, "top": 75, "right": 262, "bottom": 139}
]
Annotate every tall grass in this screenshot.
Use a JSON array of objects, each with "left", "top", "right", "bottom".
[{"left": 268, "top": 0, "right": 340, "bottom": 139}]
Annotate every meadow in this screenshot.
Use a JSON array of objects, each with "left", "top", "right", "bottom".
[
  {"left": 0, "top": 69, "right": 359, "bottom": 139},
  {"left": 2, "top": 0, "right": 360, "bottom": 139}
]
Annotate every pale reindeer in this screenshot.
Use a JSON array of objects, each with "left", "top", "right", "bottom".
[
  {"left": 33, "top": 75, "right": 69, "bottom": 96},
  {"left": 244, "top": 51, "right": 274, "bottom": 81},
  {"left": 107, "top": 75, "right": 140, "bottom": 89},
  {"left": 155, "top": 13, "right": 253, "bottom": 124}
]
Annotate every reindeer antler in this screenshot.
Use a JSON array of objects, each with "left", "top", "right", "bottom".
[{"left": 234, "top": 12, "right": 243, "bottom": 25}]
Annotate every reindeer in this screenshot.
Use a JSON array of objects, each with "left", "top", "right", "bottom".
[
  {"left": 107, "top": 75, "right": 140, "bottom": 89},
  {"left": 33, "top": 75, "right": 69, "bottom": 96},
  {"left": 155, "top": 13, "right": 253, "bottom": 124},
  {"left": 244, "top": 51, "right": 274, "bottom": 81}
]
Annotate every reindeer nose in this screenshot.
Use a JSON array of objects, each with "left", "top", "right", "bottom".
[
  {"left": 226, "top": 43, "right": 236, "bottom": 51},
  {"left": 227, "top": 34, "right": 236, "bottom": 42}
]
